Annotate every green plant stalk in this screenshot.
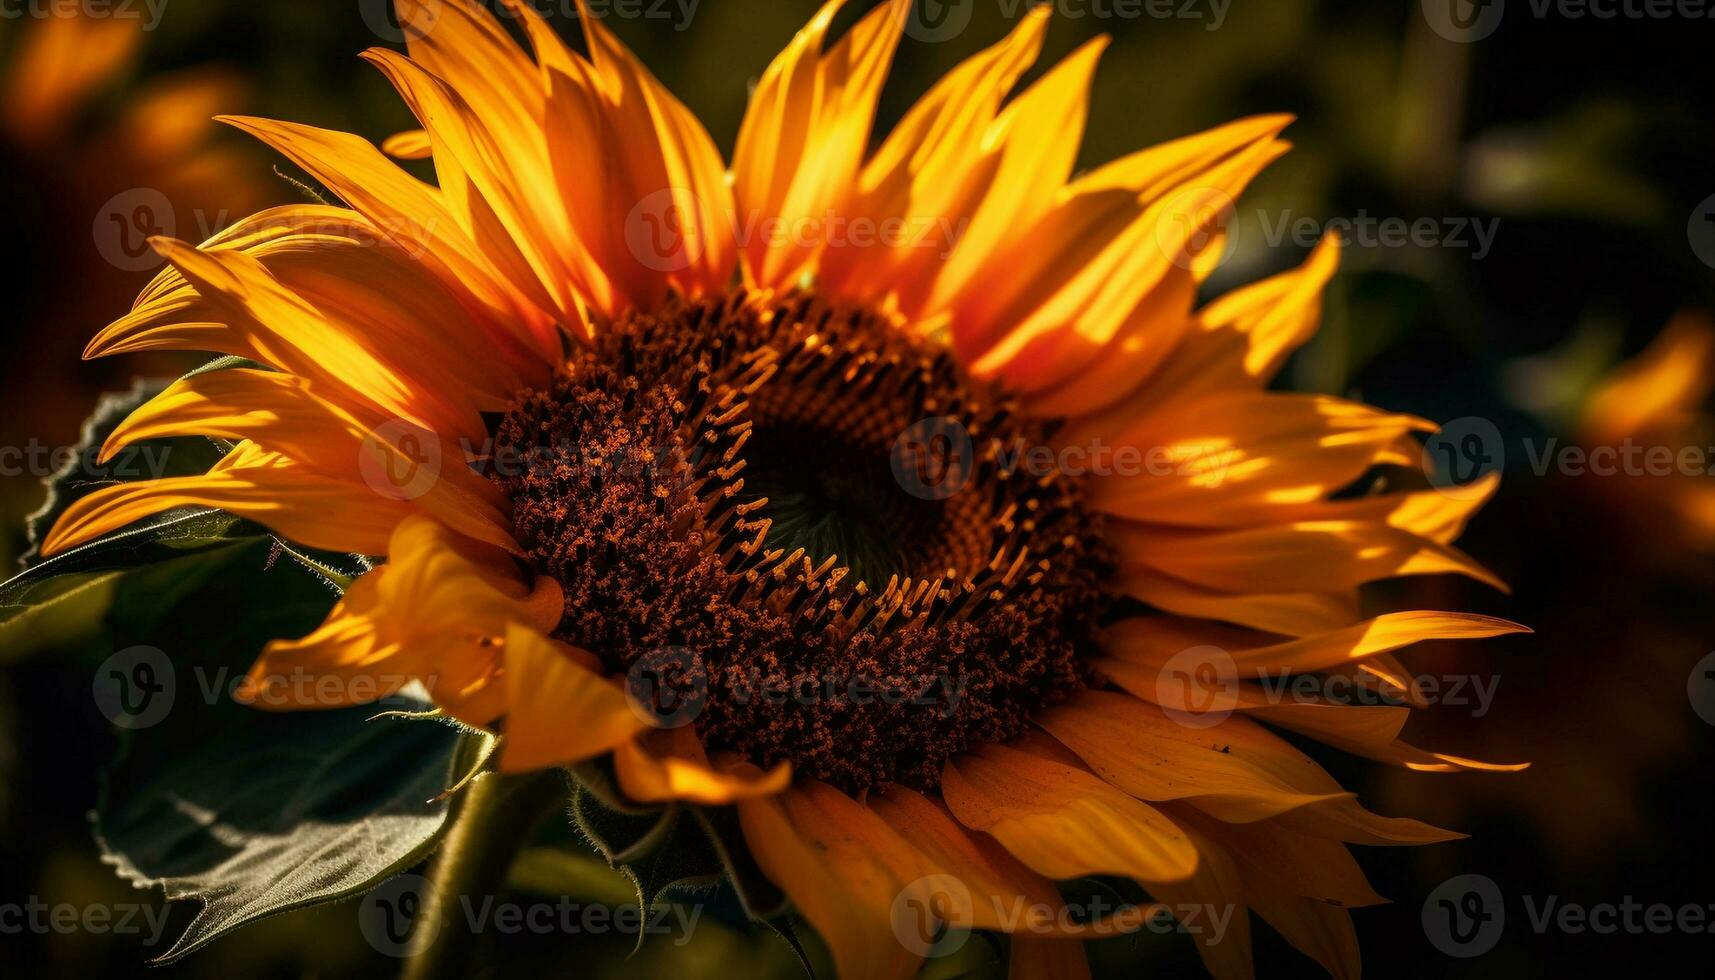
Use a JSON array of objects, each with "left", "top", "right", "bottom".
[{"left": 401, "top": 768, "right": 569, "bottom": 980}]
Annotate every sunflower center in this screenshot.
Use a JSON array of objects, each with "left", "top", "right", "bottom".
[
  {"left": 737, "top": 421, "right": 938, "bottom": 587},
  {"left": 490, "top": 293, "right": 1107, "bottom": 792}
]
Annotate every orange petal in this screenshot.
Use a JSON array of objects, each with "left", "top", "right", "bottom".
[
  {"left": 1036, "top": 691, "right": 1348, "bottom": 823},
  {"left": 931, "top": 36, "right": 1110, "bottom": 332},
  {"left": 499, "top": 624, "right": 644, "bottom": 772},
  {"left": 362, "top": 47, "right": 581, "bottom": 324},
  {"left": 1110, "top": 568, "right": 1359, "bottom": 637},
  {"left": 1221, "top": 611, "right": 1529, "bottom": 674},
  {"left": 41, "top": 443, "right": 413, "bottom": 558},
  {"left": 942, "top": 742, "right": 1199, "bottom": 885},
  {"left": 734, "top": 774, "right": 923, "bottom": 980},
  {"left": 1075, "top": 233, "right": 1340, "bottom": 431},
  {"left": 216, "top": 114, "right": 560, "bottom": 358},
  {"left": 870, "top": 785, "right": 1114, "bottom": 937},
  {"left": 146, "top": 237, "right": 484, "bottom": 438},
  {"left": 1188, "top": 812, "right": 1386, "bottom": 909},
  {"left": 244, "top": 514, "right": 544, "bottom": 715},
  {"left": 1139, "top": 819, "right": 1253, "bottom": 980},
  {"left": 1077, "top": 393, "right": 1435, "bottom": 527},
  {"left": 1041, "top": 692, "right": 1459, "bottom": 844},
  {"left": 817, "top": 8, "right": 1050, "bottom": 315},
  {"left": 569, "top": 0, "right": 737, "bottom": 303},
  {"left": 612, "top": 728, "right": 789, "bottom": 805},
  {"left": 381, "top": 129, "right": 432, "bottom": 159},
  {"left": 1099, "top": 611, "right": 1526, "bottom": 675},
  {"left": 733, "top": 0, "right": 909, "bottom": 291},
  {"left": 960, "top": 131, "right": 1290, "bottom": 389},
  {"left": 1581, "top": 311, "right": 1715, "bottom": 443},
  {"left": 1109, "top": 518, "right": 1507, "bottom": 594}
]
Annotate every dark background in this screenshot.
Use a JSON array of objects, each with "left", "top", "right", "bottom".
[{"left": 3, "top": 0, "right": 1714, "bottom": 975}]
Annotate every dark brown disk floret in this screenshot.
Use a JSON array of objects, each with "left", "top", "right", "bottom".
[{"left": 489, "top": 292, "right": 1108, "bottom": 792}]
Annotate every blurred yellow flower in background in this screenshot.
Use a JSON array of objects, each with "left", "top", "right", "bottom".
[{"left": 0, "top": 8, "right": 275, "bottom": 564}]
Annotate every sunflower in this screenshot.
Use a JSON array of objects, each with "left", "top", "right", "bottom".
[{"left": 42, "top": 1, "right": 1528, "bottom": 976}]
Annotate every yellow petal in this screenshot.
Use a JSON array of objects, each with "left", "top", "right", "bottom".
[
  {"left": 734, "top": 774, "right": 924, "bottom": 980},
  {"left": 41, "top": 444, "right": 413, "bottom": 558},
  {"left": 1078, "top": 393, "right": 1434, "bottom": 527},
  {"left": 1109, "top": 518, "right": 1507, "bottom": 594},
  {"left": 733, "top": 0, "right": 909, "bottom": 291},
  {"left": 613, "top": 728, "right": 789, "bottom": 805},
  {"left": 1110, "top": 568, "right": 1359, "bottom": 637},
  {"left": 381, "top": 129, "right": 432, "bottom": 159},
  {"left": 932, "top": 37, "right": 1110, "bottom": 328},
  {"left": 1036, "top": 691, "right": 1348, "bottom": 823},
  {"left": 499, "top": 624, "right": 644, "bottom": 772},
  {"left": 817, "top": 8, "right": 1050, "bottom": 314},
  {"left": 942, "top": 741, "right": 1199, "bottom": 885},
  {"left": 217, "top": 114, "right": 561, "bottom": 358}
]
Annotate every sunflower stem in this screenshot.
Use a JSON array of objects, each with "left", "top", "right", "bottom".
[{"left": 401, "top": 768, "right": 568, "bottom": 980}]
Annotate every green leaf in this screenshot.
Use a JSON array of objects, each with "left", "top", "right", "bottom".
[
  {"left": 80, "top": 528, "right": 462, "bottom": 963},
  {"left": 2, "top": 360, "right": 370, "bottom": 660},
  {"left": 567, "top": 768, "right": 735, "bottom": 907},
  {"left": 691, "top": 805, "right": 789, "bottom": 921},
  {"left": 922, "top": 931, "right": 1004, "bottom": 980},
  {"left": 20, "top": 377, "right": 231, "bottom": 569},
  {"left": 0, "top": 538, "right": 264, "bottom": 662},
  {"left": 98, "top": 705, "right": 464, "bottom": 963},
  {"left": 569, "top": 788, "right": 719, "bottom": 951},
  {"left": 507, "top": 847, "right": 641, "bottom": 908},
  {"left": 2, "top": 363, "right": 460, "bottom": 963}
]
